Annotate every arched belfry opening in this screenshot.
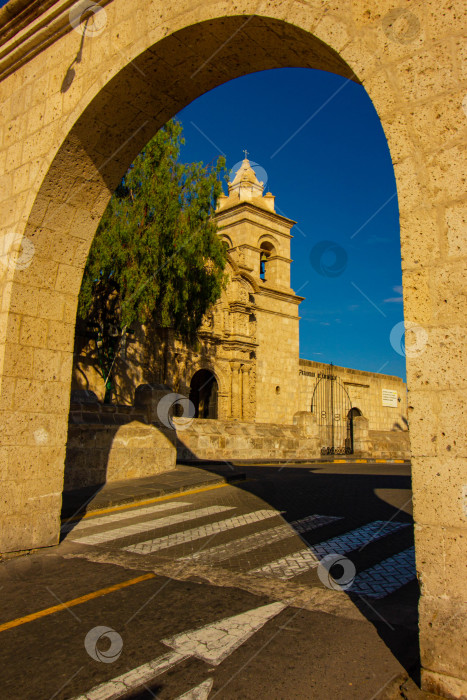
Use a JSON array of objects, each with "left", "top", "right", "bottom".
[
  {"left": 259, "top": 241, "right": 275, "bottom": 281},
  {"left": 189, "top": 369, "right": 218, "bottom": 419}
]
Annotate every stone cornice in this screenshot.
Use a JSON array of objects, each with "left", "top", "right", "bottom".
[
  {"left": 215, "top": 201, "right": 296, "bottom": 229},
  {"left": 0, "top": 0, "right": 112, "bottom": 81},
  {"left": 258, "top": 286, "right": 304, "bottom": 305},
  {"left": 299, "top": 357, "right": 406, "bottom": 383},
  {"left": 218, "top": 217, "right": 293, "bottom": 240}
]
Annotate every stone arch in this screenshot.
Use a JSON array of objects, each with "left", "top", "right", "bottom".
[
  {"left": 0, "top": 9, "right": 445, "bottom": 552},
  {"left": 219, "top": 234, "right": 233, "bottom": 250},
  {"left": 257, "top": 234, "right": 279, "bottom": 251},
  {"left": 185, "top": 359, "right": 227, "bottom": 398},
  {"left": 184, "top": 360, "right": 229, "bottom": 418},
  {"left": 226, "top": 257, "right": 260, "bottom": 294},
  {"left": 1, "top": 6, "right": 465, "bottom": 693}
]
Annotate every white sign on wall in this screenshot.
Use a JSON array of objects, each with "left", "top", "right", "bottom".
[{"left": 382, "top": 388, "right": 398, "bottom": 407}]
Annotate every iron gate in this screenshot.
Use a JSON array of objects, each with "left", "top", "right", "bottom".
[{"left": 311, "top": 368, "right": 353, "bottom": 455}]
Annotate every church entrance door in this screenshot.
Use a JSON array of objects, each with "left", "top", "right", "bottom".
[{"left": 189, "top": 370, "right": 218, "bottom": 419}]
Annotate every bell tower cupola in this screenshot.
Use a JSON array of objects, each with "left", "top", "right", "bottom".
[{"left": 215, "top": 155, "right": 296, "bottom": 291}]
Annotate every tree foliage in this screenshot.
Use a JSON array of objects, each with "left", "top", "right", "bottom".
[{"left": 78, "top": 119, "right": 228, "bottom": 401}]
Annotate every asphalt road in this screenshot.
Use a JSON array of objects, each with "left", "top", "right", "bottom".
[{"left": 0, "top": 462, "right": 419, "bottom": 700}]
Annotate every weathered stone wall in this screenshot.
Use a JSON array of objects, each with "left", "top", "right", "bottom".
[
  {"left": 367, "top": 429, "right": 410, "bottom": 460},
  {"left": 65, "top": 397, "right": 176, "bottom": 490},
  {"left": 299, "top": 359, "right": 408, "bottom": 432},
  {"left": 176, "top": 417, "right": 320, "bottom": 463},
  {"left": 254, "top": 291, "right": 301, "bottom": 424},
  {"left": 0, "top": 1, "right": 465, "bottom": 695}
]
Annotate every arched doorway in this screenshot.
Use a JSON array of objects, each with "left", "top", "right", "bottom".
[
  {"left": 347, "top": 407, "right": 362, "bottom": 454},
  {"left": 189, "top": 370, "right": 218, "bottom": 419}
]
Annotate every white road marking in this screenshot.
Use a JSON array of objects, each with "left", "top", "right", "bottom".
[
  {"left": 71, "top": 650, "right": 189, "bottom": 700},
  {"left": 292, "top": 514, "right": 343, "bottom": 534},
  {"left": 71, "top": 506, "right": 235, "bottom": 545},
  {"left": 349, "top": 546, "right": 416, "bottom": 598},
  {"left": 250, "top": 520, "right": 410, "bottom": 580},
  {"left": 61, "top": 502, "right": 192, "bottom": 534},
  {"left": 162, "top": 601, "right": 287, "bottom": 665},
  {"left": 125, "top": 509, "right": 280, "bottom": 555},
  {"left": 71, "top": 603, "right": 286, "bottom": 699},
  {"left": 177, "top": 514, "right": 342, "bottom": 564},
  {"left": 175, "top": 678, "right": 213, "bottom": 699}
]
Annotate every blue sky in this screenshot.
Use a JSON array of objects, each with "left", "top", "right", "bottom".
[{"left": 177, "top": 68, "right": 406, "bottom": 380}]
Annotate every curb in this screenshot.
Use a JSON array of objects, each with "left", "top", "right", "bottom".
[
  {"left": 61, "top": 471, "right": 246, "bottom": 520},
  {"left": 192, "top": 458, "right": 410, "bottom": 466}
]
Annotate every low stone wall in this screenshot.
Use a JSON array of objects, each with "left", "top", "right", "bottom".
[
  {"left": 368, "top": 429, "right": 411, "bottom": 460},
  {"left": 175, "top": 417, "right": 320, "bottom": 462},
  {"left": 176, "top": 414, "right": 410, "bottom": 463},
  {"left": 64, "top": 397, "right": 176, "bottom": 491},
  {"left": 63, "top": 387, "right": 410, "bottom": 492}
]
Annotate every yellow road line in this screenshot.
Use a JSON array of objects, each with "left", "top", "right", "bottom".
[
  {"left": 0, "top": 573, "right": 155, "bottom": 633},
  {"left": 63, "top": 481, "right": 229, "bottom": 524}
]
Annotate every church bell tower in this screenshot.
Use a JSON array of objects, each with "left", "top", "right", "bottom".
[{"left": 214, "top": 156, "right": 303, "bottom": 424}]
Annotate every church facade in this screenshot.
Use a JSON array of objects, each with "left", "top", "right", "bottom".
[{"left": 72, "top": 157, "right": 408, "bottom": 454}]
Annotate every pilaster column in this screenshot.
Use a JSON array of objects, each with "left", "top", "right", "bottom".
[
  {"left": 241, "top": 365, "right": 250, "bottom": 419},
  {"left": 230, "top": 362, "right": 241, "bottom": 418}
]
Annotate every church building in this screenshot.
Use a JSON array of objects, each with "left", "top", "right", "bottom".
[{"left": 72, "top": 157, "right": 408, "bottom": 458}]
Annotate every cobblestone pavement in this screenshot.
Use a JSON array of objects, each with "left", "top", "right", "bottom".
[
  {"left": 0, "top": 463, "right": 419, "bottom": 699},
  {"left": 61, "top": 466, "right": 416, "bottom": 609}
]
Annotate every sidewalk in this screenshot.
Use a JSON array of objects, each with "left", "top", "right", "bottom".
[{"left": 61, "top": 462, "right": 246, "bottom": 520}]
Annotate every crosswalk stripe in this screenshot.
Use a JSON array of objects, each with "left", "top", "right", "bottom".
[
  {"left": 349, "top": 546, "right": 416, "bottom": 598},
  {"left": 177, "top": 514, "right": 342, "bottom": 565},
  {"left": 175, "top": 679, "right": 213, "bottom": 700},
  {"left": 61, "top": 502, "right": 192, "bottom": 534},
  {"left": 71, "top": 506, "right": 235, "bottom": 545},
  {"left": 71, "top": 650, "right": 189, "bottom": 700},
  {"left": 249, "top": 520, "right": 410, "bottom": 580},
  {"left": 125, "top": 509, "right": 281, "bottom": 555},
  {"left": 310, "top": 520, "right": 410, "bottom": 559}
]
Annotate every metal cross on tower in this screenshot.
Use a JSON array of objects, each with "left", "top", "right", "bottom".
[{"left": 243, "top": 149, "right": 249, "bottom": 159}]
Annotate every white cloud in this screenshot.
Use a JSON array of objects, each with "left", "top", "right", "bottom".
[{"left": 384, "top": 284, "right": 403, "bottom": 303}]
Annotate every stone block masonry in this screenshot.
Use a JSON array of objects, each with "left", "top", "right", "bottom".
[
  {"left": 65, "top": 398, "right": 176, "bottom": 491},
  {"left": 0, "top": 1, "right": 465, "bottom": 695}
]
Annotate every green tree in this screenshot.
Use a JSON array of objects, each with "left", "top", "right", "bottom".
[{"left": 78, "top": 119, "right": 228, "bottom": 402}]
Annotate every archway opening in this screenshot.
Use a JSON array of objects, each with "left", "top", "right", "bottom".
[
  {"left": 2, "top": 12, "right": 408, "bottom": 555},
  {"left": 259, "top": 241, "right": 275, "bottom": 281},
  {"left": 347, "top": 407, "right": 363, "bottom": 453},
  {"left": 189, "top": 369, "right": 218, "bottom": 419}
]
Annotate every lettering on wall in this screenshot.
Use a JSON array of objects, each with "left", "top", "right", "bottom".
[{"left": 382, "top": 388, "right": 398, "bottom": 407}]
